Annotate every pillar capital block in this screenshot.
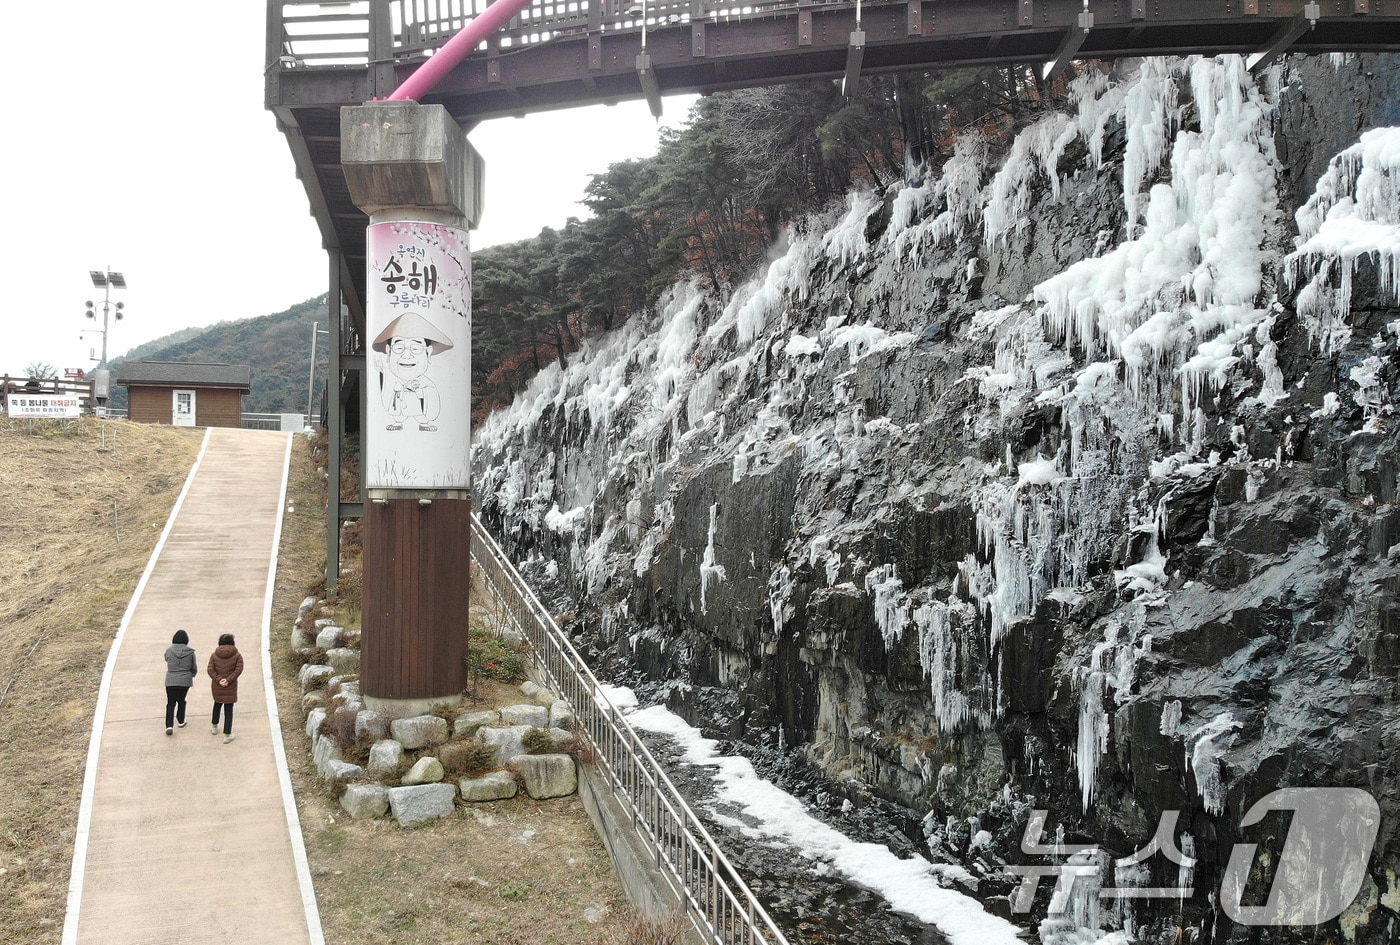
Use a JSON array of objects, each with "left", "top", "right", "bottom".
[{"left": 341, "top": 102, "right": 484, "bottom": 227}]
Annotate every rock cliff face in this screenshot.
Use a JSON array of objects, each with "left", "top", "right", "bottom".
[{"left": 474, "top": 54, "right": 1400, "bottom": 944}]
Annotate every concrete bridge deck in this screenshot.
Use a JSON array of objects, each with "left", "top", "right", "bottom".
[{"left": 62, "top": 427, "right": 321, "bottom": 945}]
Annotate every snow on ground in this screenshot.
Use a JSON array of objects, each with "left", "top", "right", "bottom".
[{"left": 609, "top": 688, "right": 1027, "bottom": 945}]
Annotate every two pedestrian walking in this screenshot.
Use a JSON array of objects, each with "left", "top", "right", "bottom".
[{"left": 160, "top": 630, "right": 244, "bottom": 744}]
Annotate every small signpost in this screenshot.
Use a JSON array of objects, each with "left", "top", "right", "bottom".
[
  {"left": 5, "top": 392, "right": 82, "bottom": 418},
  {"left": 2, "top": 375, "right": 94, "bottom": 418}
]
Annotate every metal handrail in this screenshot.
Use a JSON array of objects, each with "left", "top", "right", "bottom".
[
  {"left": 469, "top": 515, "right": 790, "bottom": 945},
  {"left": 272, "top": 0, "right": 851, "bottom": 67}
]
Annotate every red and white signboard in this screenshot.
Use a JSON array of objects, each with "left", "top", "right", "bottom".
[{"left": 7, "top": 394, "right": 81, "bottom": 418}]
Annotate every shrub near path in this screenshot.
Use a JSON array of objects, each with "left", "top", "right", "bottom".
[
  {"left": 270, "top": 434, "right": 640, "bottom": 945},
  {"left": 0, "top": 418, "right": 204, "bottom": 944}
]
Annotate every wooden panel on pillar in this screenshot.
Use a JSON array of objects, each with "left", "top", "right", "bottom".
[{"left": 363, "top": 497, "right": 472, "bottom": 701}]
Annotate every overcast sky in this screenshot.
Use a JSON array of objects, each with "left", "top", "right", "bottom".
[{"left": 1, "top": 2, "right": 692, "bottom": 378}]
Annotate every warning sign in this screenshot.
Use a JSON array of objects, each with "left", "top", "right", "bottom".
[{"left": 6, "top": 394, "right": 82, "bottom": 418}]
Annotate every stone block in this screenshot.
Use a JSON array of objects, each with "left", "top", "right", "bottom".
[
  {"left": 402, "top": 756, "right": 445, "bottom": 786},
  {"left": 290, "top": 625, "right": 315, "bottom": 649},
  {"left": 313, "top": 735, "right": 343, "bottom": 780},
  {"left": 356, "top": 710, "right": 390, "bottom": 741},
  {"left": 388, "top": 783, "right": 458, "bottom": 827},
  {"left": 453, "top": 710, "right": 500, "bottom": 738},
  {"left": 330, "top": 679, "right": 361, "bottom": 710},
  {"left": 305, "top": 707, "right": 327, "bottom": 741},
  {"left": 477, "top": 725, "right": 533, "bottom": 764},
  {"left": 299, "top": 664, "right": 334, "bottom": 693},
  {"left": 315, "top": 625, "right": 343, "bottom": 650},
  {"left": 367, "top": 739, "right": 404, "bottom": 779},
  {"left": 340, "top": 783, "right": 389, "bottom": 820},
  {"left": 391, "top": 714, "right": 449, "bottom": 750},
  {"left": 324, "top": 759, "right": 365, "bottom": 782},
  {"left": 301, "top": 692, "right": 326, "bottom": 714},
  {"left": 500, "top": 703, "right": 549, "bottom": 727},
  {"left": 334, "top": 695, "right": 364, "bottom": 715},
  {"left": 459, "top": 771, "right": 518, "bottom": 802},
  {"left": 548, "top": 699, "right": 576, "bottom": 730},
  {"left": 512, "top": 754, "right": 577, "bottom": 800},
  {"left": 520, "top": 681, "right": 543, "bottom": 700},
  {"left": 325, "top": 647, "right": 360, "bottom": 676}
]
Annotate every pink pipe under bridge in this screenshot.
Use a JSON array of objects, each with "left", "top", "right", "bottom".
[{"left": 386, "top": 0, "right": 536, "bottom": 102}]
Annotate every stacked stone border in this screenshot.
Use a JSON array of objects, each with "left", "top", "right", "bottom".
[{"left": 289, "top": 597, "right": 581, "bottom": 827}]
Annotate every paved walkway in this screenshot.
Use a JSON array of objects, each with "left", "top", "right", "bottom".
[{"left": 62, "top": 427, "right": 323, "bottom": 945}]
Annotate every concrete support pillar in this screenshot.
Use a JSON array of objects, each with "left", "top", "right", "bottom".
[{"left": 341, "top": 102, "right": 485, "bottom": 714}]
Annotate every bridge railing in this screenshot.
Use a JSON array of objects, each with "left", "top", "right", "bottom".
[
  {"left": 468, "top": 515, "right": 790, "bottom": 945},
  {"left": 272, "top": 0, "right": 847, "bottom": 67},
  {"left": 241, "top": 412, "right": 309, "bottom": 432}
]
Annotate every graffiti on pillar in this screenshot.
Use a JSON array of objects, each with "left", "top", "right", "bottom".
[{"left": 366, "top": 221, "right": 472, "bottom": 489}]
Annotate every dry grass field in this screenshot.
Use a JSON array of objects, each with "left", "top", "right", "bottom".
[
  {"left": 0, "top": 417, "right": 651, "bottom": 945},
  {"left": 0, "top": 417, "right": 204, "bottom": 944}
]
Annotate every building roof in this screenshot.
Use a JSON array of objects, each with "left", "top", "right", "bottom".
[{"left": 116, "top": 361, "right": 252, "bottom": 391}]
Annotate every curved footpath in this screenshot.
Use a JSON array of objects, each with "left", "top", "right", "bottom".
[{"left": 62, "top": 427, "right": 323, "bottom": 945}]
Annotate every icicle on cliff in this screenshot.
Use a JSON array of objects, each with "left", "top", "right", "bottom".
[{"left": 474, "top": 54, "right": 1400, "bottom": 944}]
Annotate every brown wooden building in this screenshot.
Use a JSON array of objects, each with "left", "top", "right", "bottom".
[{"left": 116, "top": 361, "right": 251, "bottom": 428}]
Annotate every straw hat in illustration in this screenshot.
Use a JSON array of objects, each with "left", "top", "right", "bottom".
[{"left": 371, "top": 312, "right": 455, "bottom": 353}]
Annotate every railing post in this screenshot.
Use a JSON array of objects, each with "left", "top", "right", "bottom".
[
  {"left": 470, "top": 514, "right": 790, "bottom": 945},
  {"left": 368, "top": 0, "right": 398, "bottom": 98}
]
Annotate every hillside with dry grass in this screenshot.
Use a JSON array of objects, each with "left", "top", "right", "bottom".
[
  {"left": 0, "top": 418, "right": 656, "bottom": 945},
  {"left": 0, "top": 418, "right": 204, "bottom": 943}
]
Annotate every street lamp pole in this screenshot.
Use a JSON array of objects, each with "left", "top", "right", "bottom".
[
  {"left": 83, "top": 268, "right": 127, "bottom": 409},
  {"left": 307, "top": 321, "right": 330, "bottom": 425},
  {"left": 84, "top": 269, "right": 127, "bottom": 367}
]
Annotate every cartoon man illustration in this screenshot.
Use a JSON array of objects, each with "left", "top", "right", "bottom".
[{"left": 372, "top": 311, "right": 453, "bottom": 431}]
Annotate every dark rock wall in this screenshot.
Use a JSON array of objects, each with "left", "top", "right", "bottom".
[{"left": 474, "top": 54, "right": 1400, "bottom": 943}]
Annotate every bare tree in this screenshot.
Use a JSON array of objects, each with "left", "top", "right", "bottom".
[{"left": 23, "top": 361, "right": 57, "bottom": 379}]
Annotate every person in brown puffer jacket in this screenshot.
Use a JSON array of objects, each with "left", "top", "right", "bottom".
[{"left": 207, "top": 633, "right": 244, "bottom": 744}]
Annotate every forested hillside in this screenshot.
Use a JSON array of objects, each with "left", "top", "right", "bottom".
[{"left": 470, "top": 68, "right": 1051, "bottom": 419}]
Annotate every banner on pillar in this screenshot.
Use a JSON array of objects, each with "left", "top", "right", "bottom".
[{"left": 366, "top": 221, "right": 472, "bottom": 489}]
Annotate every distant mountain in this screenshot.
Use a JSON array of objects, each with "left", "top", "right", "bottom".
[
  {"left": 120, "top": 326, "right": 213, "bottom": 362},
  {"left": 107, "top": 295, "right": 330, "bottom": 414}
]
